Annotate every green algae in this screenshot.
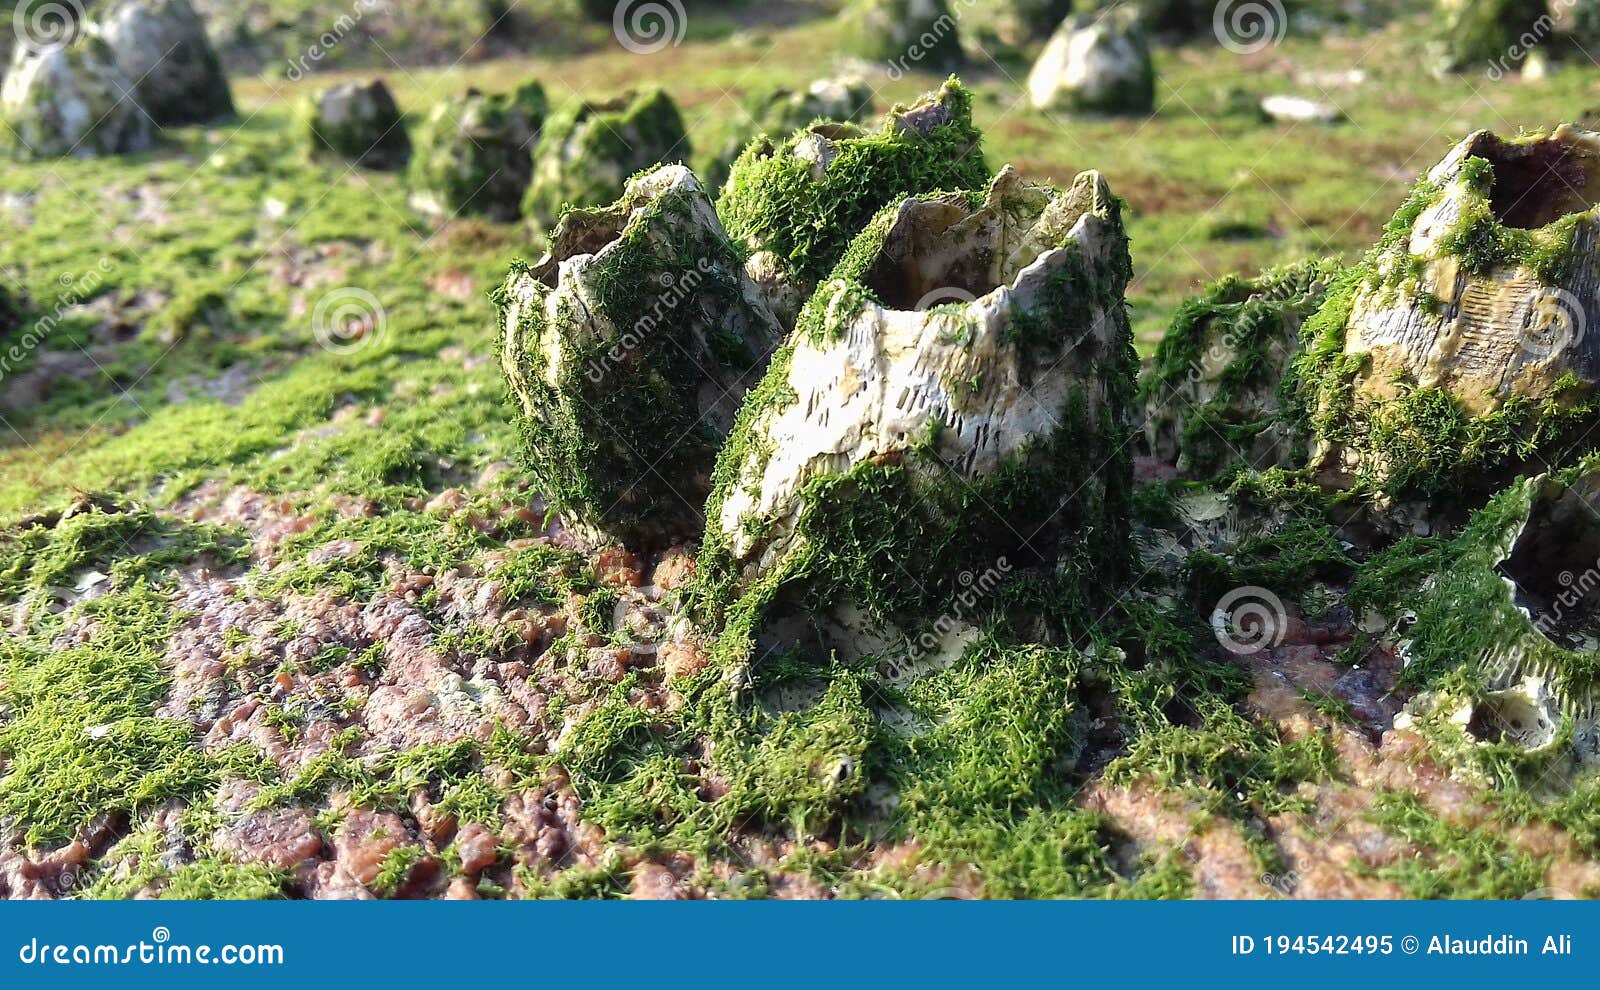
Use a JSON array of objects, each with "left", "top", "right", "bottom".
[
  {"left": 408, "top": 81, "right": 548, "bottom": 222},
  {"left": 694, "top": 166, "right": 1136, "bottom": 672},
  {"left": 1292, "top": 143, "right": 1600, "bottom": 507},
  {"left": 716, "top": 77, "right": 990, "bottom": 292},
  {"left": 523, "top": 88, "right": 689, "bottom": 231},
  {"left": 0, "top": 498, "right": 245, "bottom": 846},
  {"left": 499, "top": 168, "right": 778, "bottom": 548},
  {"left": 1142, "top": 258, "right": 1338, "bottom": 480}
]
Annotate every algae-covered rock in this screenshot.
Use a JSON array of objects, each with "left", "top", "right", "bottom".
[
  {"left": 1378, "top": 461, "right": 1600, "bottom": 775},
  {"left": 1142, "top": 259, "right": 1337, "bottom": 480},
  {"left": 707, "top": 78, "right": 874, "bottom": 192},
  {"left": 1027, "top": 8, "right": 1155, "bottom": 115},
  {"left": 409, "top": 82, "right": 548, "bottom": 222},
  {"left": 98, "top": 0, "right": 233, "bottom": 125},
  {"left": 2, "top": 33, "right": 153, "bottom": 160},
  {"left": 716, "top": 79, "right": 989, "bottom": 307},
  {"left": 1299, "top": 126, "right": 1600, "bottom": 507},
  {"left": 1084, "top": 0, "right": 1218, "bottom": 40},
  {"left": 695, "top": 165, "right": 1135, "bottom": 661},
  {"left": 303, "top": 80, "right": 410, "bottom": 170},
  {"left": 841, "top": 0, "right": 964, "bottom": 71},
  {"left": 1431, "top": 0, "right": 1548, "bottom": 73},
  {"left": 524, "top": 89, "right": 689, "bottom": 231},
  {"left": 499, "top": 164, "right": 783, "bottom": 549},
  {"left": 959, "top": 0, "right": 1074, "bottom": 52}
]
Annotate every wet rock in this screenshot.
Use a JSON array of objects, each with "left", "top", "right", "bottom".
[
  {"left": 304, "top": 79, "right": 410, "bottom": 170},
  {"left": 1027, "top": 8, "right": 1155, "bottom": 115},
  {"left": 332, "top": 808, "right": 413, "bottom": 892},
  {"left": 214, "top": 807, "right": 323, "bottom": 871},
  {"left": 698, "top": 165, "right": 1135, "bottom": 660},
  {"left": 499, "top": 164, "right": 783, "bottom": 549},
  {"left": 2, "top": 32, "right": 152, "bottom": 160},
  {"left": 524, "top": 88, "right": 689, "bottom": 231},
  {"left": 1299, "top": 126, "right": 1600, "bottom": 508},
  {"left": 1141, "top": 259, "right": 1337, "bottom": 479},
  {"left": 707, "top": 78, "right": 874, "bottom": 192},
  {"left": 99, "top": 0, "right": 233, "bottom": 126},
  {"left": 717, "top": 79, "right": 989, "bottom": 310},
  {"left": 840, "top": 0, "right": 964, "bottom": 71},
  {"left": 1383, "top": 460, "right": 1600, "bottom": 775},
  {"left": 452, "top": 823, "right": 500, "bottom": 875},
  {"left": 409, "top": 82, "right": 548, "bottom": 222}
]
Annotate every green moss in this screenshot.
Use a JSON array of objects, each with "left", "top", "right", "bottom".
[
  {"left": 1034, "top": 11, "right": 1156, "bottom": 115},
  {"left": 1141, "top": 258, "right": 1337, "bottom": 479},
  {"left": 158, "top": 860, "right": 290, "bottom": 900},
  {"left": 695, "top": 168, "right": 1135, "bottom": 663},
  {"left": 499, "top": 170, "right": 777, "bottom": 547},
  {"left": 1348, "top": 459, "right": 1600, "bottom": 780},
  {"left": 0, "top": 578, "right": 217, "bottom": 845},
  {"left": 524, "top": 89, "right": 689, "bottom": 229},
  {"left": 1365, "top": 791, "right": 1548, "bottom": 898},
  {"left": 301, "top": 81, "right": 411, "bottom": 171},
  {"left": 889, "top": 638, "right": 1082, "bottom": 814},
  {"left": 839, "top": 0, "right": 964, "bottom": 70},
  {"left": 408, "top": 81, "right": 548, "bottom": 221},
  {"left": 716, "top": 77, "right": 989, "bottom": 292},
  {"left": 1293, "top": 147, "right": 1600, "bottom": 504},
  {"left": 704, "top": 80, "right": 874, "bottom": 191},
  {"left": 1432, "top": 0, "right": 1548, "bottom": 72},
  {"left": 0, "top": 494, "right": 244, "bottom": 601}
]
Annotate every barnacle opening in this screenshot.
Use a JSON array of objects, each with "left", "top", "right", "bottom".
[
  {"left": 1466, "top": 130, "right": 1600, "bottom": 230},
  {"left": 1500, "top": 474, "right": 1600, "bottom": 647},
  {"left": 1465, "top": 681, "right": 1560, "bottom": 749}
]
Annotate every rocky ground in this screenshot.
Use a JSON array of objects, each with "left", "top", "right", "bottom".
[{"left": 4, "top": 1, "right": 1600, "bottom": 899}]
